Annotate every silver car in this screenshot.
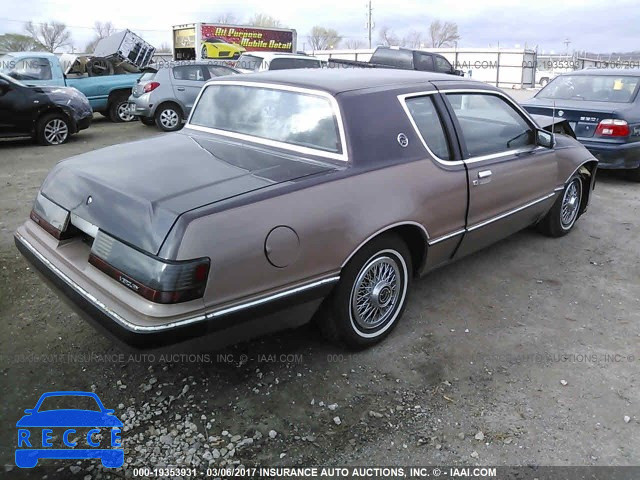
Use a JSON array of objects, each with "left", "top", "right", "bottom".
[{"left": 128, "top": 61, "right": 239, "bottom": 131}]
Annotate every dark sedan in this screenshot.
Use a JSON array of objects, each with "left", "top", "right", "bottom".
[
  {"left": 0, "top": 72, "right": 92, "bottom": 146},
  {"left": 521, "top": 69, "right": 640, "bottom": 181}
]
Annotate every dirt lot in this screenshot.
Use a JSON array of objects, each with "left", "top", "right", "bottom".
[{"left": 1, "top": 95, "right": 639, "bottom": 479}]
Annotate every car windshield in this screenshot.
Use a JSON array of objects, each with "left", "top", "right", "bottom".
[
  {"left": 37, "top": 395, "right": 102, "bottom": 412},
  {"left": 536, "top": 74, "right": 640, "bottom": 103},
  {"left": 0, "top": 70, "right": 27, "bottom": 87},
  {"left": 205, "top": 37, "right": 229, "bottom": 44},
  {"left": 189, "top": 84, "right": 343, "bottom": 155},
  {"left": 236, "top": 54, "right": 263, "bottom": 71}
]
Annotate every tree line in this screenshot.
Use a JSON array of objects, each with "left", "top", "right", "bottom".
[{"left": 0, "top": 14, "right": 460, "bottom": 54}]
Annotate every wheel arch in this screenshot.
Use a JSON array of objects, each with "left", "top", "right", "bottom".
[
  {"left": 107, "top": 88, "right": 133, "bottom": 105},
  {"left": 35, "top": 106, "right": 76, "bottom": 133},
  {"left": 576, "top": 160, "right": 597, "bottom": 216},
  {"left": 340, "top": 222, "right": 429, "bottom": 277}
]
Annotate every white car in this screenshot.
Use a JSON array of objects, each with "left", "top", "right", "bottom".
[{"left": 235, "top": 52, "right": 322, "bottom": 73}]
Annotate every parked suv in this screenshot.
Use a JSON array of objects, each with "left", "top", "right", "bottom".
[{"left": 128, "top": 61, "right": 239, "bottom": 131}]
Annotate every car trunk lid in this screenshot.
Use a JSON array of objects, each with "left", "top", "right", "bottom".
[
  {"left": 522, "top": 98, "right": 623, "bottom": 138},
  {"left": 40, "top": 132, "right": 338, "bottom": 255}
]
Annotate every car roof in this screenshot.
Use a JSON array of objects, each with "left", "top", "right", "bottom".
[
  {"left": 214, "top": 68, "right": 480, "bottom": 94},
  {"left": 4, "top": 51, "right": 58, "bottom": 59},
  {"left": 240, "top": 52, "right": 319, "bottom": 61},
  {"left": 561, "top": 68, "right": 640, "bottom": 77}
]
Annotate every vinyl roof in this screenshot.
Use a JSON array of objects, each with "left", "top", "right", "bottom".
[{"left": 213, "top": 68, "right": 477, "bottom": 94}]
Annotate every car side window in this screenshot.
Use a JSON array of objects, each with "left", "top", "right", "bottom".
[
  {"left": 206, "top": 66, "right": 236, "bottom": 78},
  {"left": 405, "top": 95, "right": 451, "bottom": 160},
  {"left": 434, "top": 56, "right": 453, "bottom": 73},
  {"left": 446, "top": 93, "right": 534, "bottom": 157},
  {"left": 9, "top": 58, "right": 52, "bottom": 81},
  {"left": 413, "top": 53, "right": 434, "bottom": 72},
  {"left": 173, "top": 65, "right": 205, "bottom": 81}
]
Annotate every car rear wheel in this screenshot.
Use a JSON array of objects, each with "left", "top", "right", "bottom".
[
  {"left": 108, "top": 94, "right": 135, "bottom": 123},
  {"left": 139, "top": 116, "right": 155, "bottom": 126},
  {"left": 320, "top": 233, "right": 412, "bottom": 348},
  {"left": 538, "top": 174, "right": 583, "bottom": 237},
  {"left": 36, "top": 113, "right": 71, "bottom": 146},
  {"left": 154, "top": 103, "right": 183, "bottom": 132}
]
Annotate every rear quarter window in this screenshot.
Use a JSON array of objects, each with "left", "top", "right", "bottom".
[{"left": 404, "top": 96, "right": 451, "bottom": 160}]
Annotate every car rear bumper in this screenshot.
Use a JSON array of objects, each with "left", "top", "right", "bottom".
[
  {"left": 15, "top": 229, "right": 337, "bottom": 350},
  {"left": 580, "top": 139, "right": 640, "bottom": 170},
  {"left": 127, "top": 95, "right": 153, "bottom": 118}
]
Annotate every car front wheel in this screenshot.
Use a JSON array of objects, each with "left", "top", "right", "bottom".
[
  {"left": 321, "top": 233, "right": 412, "bottom": 348},
  {"left": 201, "top": 45, "right": 208, "bottom": 59},
  {"left": 538, "top": 174, "right": 583, "bottom": 237},
  {"left": 36, "top": 113, "right": 71, "bottom": 146},
  {"left": 154, "top": 103, "right": 183, "bottom": 132}
]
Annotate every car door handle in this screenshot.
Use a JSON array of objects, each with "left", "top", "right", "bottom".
[
  {"left": 176, "top": 87, "right": 185, "bottom": 91},
  {"left": 472, "top": 170, "right": 492, "bottom": 186}
]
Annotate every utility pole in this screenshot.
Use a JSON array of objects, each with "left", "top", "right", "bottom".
[{"left": 366, "top": 1, "right": 373, "bottom": 48}]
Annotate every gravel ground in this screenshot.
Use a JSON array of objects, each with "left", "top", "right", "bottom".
[{"left": 1, "top": 95, "right": 639, "bottom": 480}]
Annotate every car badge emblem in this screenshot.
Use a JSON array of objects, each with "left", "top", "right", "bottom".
[
  {"left": 86, "top": 196, "right": 93, "bottom": 205},
  {"left": 558, "top": 110, "right": 564, "bottom": 117},
  {"left": 397, "top": 133, "right": 409, "bottom": 148}
]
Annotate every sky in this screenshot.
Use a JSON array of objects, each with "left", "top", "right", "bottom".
[{"left": 0, "top": 0, "right": 638, "bottom": 53}]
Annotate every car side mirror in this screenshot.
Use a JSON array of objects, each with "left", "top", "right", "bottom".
[
  {"left": 454, "top": 69, "right": 464, "bottom": 76},
  {"left": 536, "top": 129, "right": 555, "bottom": 148},
  {"left": 24, "top": 409, "right": 34, "bottom": 414}
]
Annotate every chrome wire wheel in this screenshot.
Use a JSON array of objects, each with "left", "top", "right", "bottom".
[
  {"left": 159, "top": 108, "right": 180, "bottom": 129},
  {"left": 350, "top": 253, "right": 405, "bottom": 332},
  {"left": 43, "top": 118, "right": 68, "bottom": 145},
  {"left": 560, "top": 178, "right": 582, "bottom": 230},
  {"left": 117, "top": 102, "right": 135, "bottom": 122}
]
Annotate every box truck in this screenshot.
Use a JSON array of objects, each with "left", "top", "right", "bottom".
[{"left": 172, "top": 23, "right": 297, "bottom": 61}]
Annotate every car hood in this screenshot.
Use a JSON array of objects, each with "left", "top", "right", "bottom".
[
  {"left": 34, "top": 85, "right": 92, "bottom": 120},
  {"left": 16, "top": 410, "right": 123, "bottom": 427},
  {"left": 40, "top": 132, "right": 338, "bottom": 256}
]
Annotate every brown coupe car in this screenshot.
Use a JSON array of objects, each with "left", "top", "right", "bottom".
[{"left": 15, "top": 69, "right": 598, "bottom": 350}]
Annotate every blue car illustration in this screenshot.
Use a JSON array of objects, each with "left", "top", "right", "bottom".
[{"left": 16, "top": 391, "right": 123, "bottom": 468}]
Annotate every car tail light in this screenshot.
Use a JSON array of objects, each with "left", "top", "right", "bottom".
[
  {"left": 88, "top": 231, "right": 210, "bottom": 304},
  {"left": 595, "top": 119, "right": 630, "bottom": 137},
  {"left": 143, "top": 82, "right": 160, "bottom": 93},
  {"left": 30, "top": 192, "right": 76, "bottom": 239}
]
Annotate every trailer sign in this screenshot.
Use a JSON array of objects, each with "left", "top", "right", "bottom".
[
  {"left": 201, "top": 25, "right": 294, "bottom": 52},
  {"left": 172, "top": 23, "right": 297, "bottom": 61}
]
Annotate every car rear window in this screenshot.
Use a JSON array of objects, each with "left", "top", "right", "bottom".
[
  {"left": 139, "top": 71, "right": 156, "bottom": 82},
  {"left": 269, "top": 58, "right": 322, "bottom": 70},
  {"left": 236, "top": 54, "right": 263, "bottom": 71},
  {"left": 189, "top": 84, "right": 343, "bottom": 155},
  {"left": 537, "top": 74, "right": 640, "bottom": 103}
]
